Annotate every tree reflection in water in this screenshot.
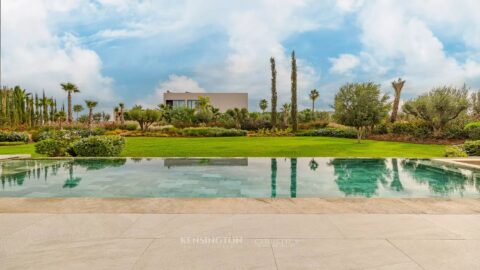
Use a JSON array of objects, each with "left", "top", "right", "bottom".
[
  {"left": 73, "top": 159, "right": 127, "bottom": 170},
  {"left": 1, "top": 159, "right": 128, "bottom": 190},
  {"left": 329, "top": 158, "right": 391, "bottom": 197},
  {"left": 271, "top": 158, "right": 277, "bottom": 198},
  {"left": 401, "top": 159, "right": 479, "bottom": 196},
  {"left": 390, "top": 158, "right": 404, "bottom": 192},
  {"left": 290, "top": 158, "right": 297, "bottom": 198},
  {"left": 309, "top": 158, "right": 319, "bottom": 171}
]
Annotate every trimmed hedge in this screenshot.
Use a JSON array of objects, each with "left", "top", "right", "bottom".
[
  {"left": 0, "top": 131, "right": 29, "bottom": 142},
  {"left": 181, "top": 127, "right": 247, "bottom": 137},
  {"left": 465, "top": 122, "right": 480, "bottom": 140},
  {"left": 35, "top": 139, "right": 71, "bottom": 157},
  {"left": 444, "top": 140, "right": 480, "bottom": 157},
  {"left": 462, "top": 140, "right": 480, "bottom": 156},
  {"left": 444, "top": 145, "right": 468, "bottom": 157},
  {"left": 71, "top": 136, "right": 125, "bottom": 157},
  {"left": 32, "top": 128, "right": 105, "bottom": 142},
  {"left": 297, "top": 127, "right": 357, "bottom": 138}
]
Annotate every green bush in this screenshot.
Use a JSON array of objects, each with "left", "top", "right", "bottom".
[
  {"left": 443, "top": 124, "right": 468, "bottom": 139},
  {"left": 35, "top": 139, "right": 70, "bottom": 157},
  {"left": 298, "top": 121, "right": 329, "bottom": 130},
  {"left": 297, "top": 127, "right": 357, "bottom": 138},
  {"left": 31, "top": 130, "right": 52, "bottom": 142},
  {"left": 372, "top": 123, "right": 389, "bottom": 135},
  {"left": 0, "top": 131, "right": 29, "bottom": 142},
  {"left": 32, "top": 128, "right": 105, "bottom": 142},
  {"left": 444, "top": 145, "right": 468, "bottom": 157},
  {"left": 390, "top": 121, "right": 433, "bottom": 138},
  {"left": 465, "top": 122, "right": 480, "bottom": 140},
  {"left": 391, "top": 122, "right": 415, "bottom": 135},
  {"left": 123, "top": 123, "right": 138, "bottom": 131},
  {"left": 71, "top": 135, "right": 125, "bottom": 157},
  {"left": 462, "top": 140, "right": 480, "bottom": 156},
  {"left": 181, "top": 127, "right": 247, "bottom": 137}
]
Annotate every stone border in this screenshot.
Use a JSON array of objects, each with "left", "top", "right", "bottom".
[
  {"left": 1, "top": 198, "right": 479, "bottom": 214},
  {"left": 433, "top": 157, "right": 480, "bottom": 169},
  {"left": 0, "top": 154, "right": 31, "bottom": 160}
]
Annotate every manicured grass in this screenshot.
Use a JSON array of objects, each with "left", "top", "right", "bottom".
[{"left": 0, "top": 137, "right": 446, "bottom": 157}]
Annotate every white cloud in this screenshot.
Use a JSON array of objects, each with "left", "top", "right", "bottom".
[
  {"left": 351, "top": 0, "right": 480, "bottom": 96},
  {"left": 137, "top": 75, "right": 206, "bottom": 107},
  {"left": 155, "top": 75, "right": 206, "bottom": 93},
  {"left": 335, "top": 0, "right": 364, "bottom": 12},
  {"left": 1, "top": 0, "right": 115, "bottom": 107},
  {"left": 329, "top": 54, "right": 360, "bottom": 74},
  {"left": 91, "top": 0, "right": 349, "bottom": 109}
]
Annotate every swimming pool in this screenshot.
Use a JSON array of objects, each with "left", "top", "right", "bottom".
[{"left": 0, "top": 158, "right": 479, "bottom": 198}]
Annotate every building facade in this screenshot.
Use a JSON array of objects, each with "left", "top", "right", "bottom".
[{"left": 163, "top": 92, "right": 248, "bottom": 112}]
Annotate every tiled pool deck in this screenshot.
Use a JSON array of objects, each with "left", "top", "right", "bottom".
[
  {"left": 1, "top": 155, "right": 479, "bottom": 269},
  {"left": 1, "top": 198, "right": 480, "bottom": 269}
]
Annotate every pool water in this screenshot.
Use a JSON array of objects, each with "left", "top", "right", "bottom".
[{"left": 0, "top": 158, "right": 479, "bottom": 198}]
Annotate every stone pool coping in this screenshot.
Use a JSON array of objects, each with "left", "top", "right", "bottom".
[{"left": 1, "top": 198, "right": 479, "bottom": 214}]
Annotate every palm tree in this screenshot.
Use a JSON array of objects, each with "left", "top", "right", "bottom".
[
  {"left": 211, "top": 107, "right": 220, "bottom": 121},
  {"left": 227, "top": 108, "right": 248, "bottom": 129},
  {"left": 270, "top": 57, "right": 278, "bottom": 128},
  {"left": 73, "top": 104, "right": 84, "bottom": 121},
  {"left": 119, "top": 103, "right": 125, "bottom": 125},
  {"left": 113, "top": 107, "right": 119, "bottom": 122},
  {"left": 196, "top": 96, "right": 211, "bottom": 112},
  {"left": 290, "top": 51, "right": 298, "bottom": 132},
  {"left": 309, "top": 89, "right": 319, "bottom": 117},
  {"left": 390, "top": 78, "right": 405, "bottom": 123},
  {"left": 60, "top": 82, "right": 80, "bottom": 123},
  {"left": 55, "top": 111, "right": 66, "bottom": 129},
  {"left": 84, "top": 100, "right": 98, "bottom": 129},
  {"left": 282, "top": 103, "right": 291, "bottom": 128},
  {"left": 259, "top": 99, "right": 268, "bottom": 113}
]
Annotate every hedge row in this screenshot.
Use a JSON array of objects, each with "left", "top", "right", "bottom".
[
  {"left": 297, "top": 127, "right": 357, "bottom": 138},
  {"left": 35, "top": 135, "right": 125, "bottom": 157},
  {"left": 0, "top": 131, "right": 29, "bottom": 142}
]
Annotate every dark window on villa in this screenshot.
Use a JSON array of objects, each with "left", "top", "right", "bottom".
[
  {"left": 167, "top": 100, "right": 186, "bottom": 108},
  {"left": 187, "top": 100, "right": 199, "bottom": 109}
]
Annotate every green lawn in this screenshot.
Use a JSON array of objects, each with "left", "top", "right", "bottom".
[{"left": 0, "top": 137, "right": 446, "bottom": 157}]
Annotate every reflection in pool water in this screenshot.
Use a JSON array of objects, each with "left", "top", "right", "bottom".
[{"left": 0, "top": 158, "right": 479, "bottom": 198}]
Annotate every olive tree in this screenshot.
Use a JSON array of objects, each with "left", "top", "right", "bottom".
[
  {"left": 128, "top": 105, "right": 161, "bottom": 131},
  {"left": 333, "top": 82, "right": 390, "bottom": 143},
  {"left": 402, "top": 86, "right": 469, "bottom": 137}
]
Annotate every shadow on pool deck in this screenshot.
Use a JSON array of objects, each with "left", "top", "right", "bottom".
[{"left": 1, "top": 198, "right": 479, "bottom": 214}]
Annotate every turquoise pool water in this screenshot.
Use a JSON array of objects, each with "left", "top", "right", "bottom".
[{"left": 0, "top": 158, "right": 479, "bottom": 198}]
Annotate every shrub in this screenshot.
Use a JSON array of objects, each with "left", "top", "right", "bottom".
[
  {"left": 412, "top": 122, "right": 434, "bottom": 139},
  {"left": 181, "top": 127, "right": 247, "bottom": 137},
  {"left": 35, "top": 139, "right": 70, "bottom": 157},
  {"left": 241, "top": 118, "right": 272, "bottom": 131},
  {"left": 443, "top": 124, "right": 468, "bottom": 139},
  {"left": 390, "top": 121, "right": 433, "bottom": 138},
  {"left": 462, "top": 140, "right": 480, "bottom": 156},
  {"left": 391, "top": 122, "right": 416, "bottom": 135},
  {"left": 297, "top": 127, "right": 357, "bottom": 138},
  {"left": 298, "top": 121, "right": 329, "bottom": 130},
  {"left": 123, "top": 123, "right": 138, "bottom": 131},
  {"left": 31, "top": 130, "right": 52, "bottom": 142},
  {"left": 465, "top": 122, "right": 480, "bottom": 140},
  {"left": 372, "top": 123, "right": 389, "bottom": 135},
  {"left": 252, "top": 128, "right": 293, "bottom": 137},
  {"left": 71, "top": 135, "right": 125, "bottom": 157},
  {"left": 0, "top": 131, "right": 29, "bottom": 142},
  {"left": 444, "top": 145, "right": 468, "bottom": 157}
]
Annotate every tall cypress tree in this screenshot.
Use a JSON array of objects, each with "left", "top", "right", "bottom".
[
  {"left": 290, "top": 51, "right": 298, "bottom": 132},
  {"left": 270, "top": 57, "right": 277, "bottom": 128}
]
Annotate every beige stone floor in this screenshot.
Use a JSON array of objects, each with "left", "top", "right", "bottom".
[{"left": 0, "top": 213, "right": 479, "bottom": 270}]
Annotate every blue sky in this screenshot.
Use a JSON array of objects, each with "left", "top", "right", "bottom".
[{"left": 2, "top": 0, "right": 480, "bottom": 111}]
